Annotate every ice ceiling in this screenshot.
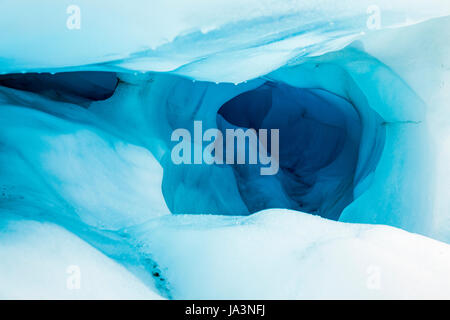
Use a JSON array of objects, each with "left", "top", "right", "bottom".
[{"left": 0, "top": 0, "right": 450, "bottom": 299}]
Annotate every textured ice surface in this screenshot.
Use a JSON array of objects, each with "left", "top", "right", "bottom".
[
  {"left": 1, "top": 0, "right": 450, "bottom": 82},
  {"left": 0, "top": 1, "right": 449, "bottom": 299}
]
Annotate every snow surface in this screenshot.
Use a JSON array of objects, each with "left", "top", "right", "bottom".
[
  {"left": 128, "top": 209, "right": 450, "bottom": 299},
  {"left": 0, "top": 215, "right": 163, "bottom": 299}
]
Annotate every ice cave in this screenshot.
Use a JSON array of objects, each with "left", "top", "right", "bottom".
[{"left": 0, "top": 0, "right": 449, "bottom": 299}]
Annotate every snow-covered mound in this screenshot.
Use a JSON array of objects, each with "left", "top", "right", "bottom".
[
  {"left": 129, "top": 210, "right": 450, "bottom": 299},
  {"left": 0, "top": 215, "right": 163, "bottom": 299}
]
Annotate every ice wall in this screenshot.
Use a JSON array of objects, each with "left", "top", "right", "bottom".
[{"left": 1, "top": 0, "right": 449, "bottom": 82}]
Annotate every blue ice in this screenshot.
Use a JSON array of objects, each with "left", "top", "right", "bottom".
[{"left": 0, "top": 1, "right": 449, "bottom": 299}]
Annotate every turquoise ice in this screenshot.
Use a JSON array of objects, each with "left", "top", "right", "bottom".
[{"left": 0, "top": 1, "right": 449, "bottom": 299}]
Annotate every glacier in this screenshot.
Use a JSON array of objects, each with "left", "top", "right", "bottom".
[{"left": 0, "top": 1, "right": 450, "bottom": 299}]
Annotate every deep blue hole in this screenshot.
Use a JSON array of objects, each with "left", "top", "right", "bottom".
[
  {"left": 217, "top": 82, "right": 362, "bottom": 220},
  {"left": 0, "top": 71, "right": 118, "bottom": 104}
]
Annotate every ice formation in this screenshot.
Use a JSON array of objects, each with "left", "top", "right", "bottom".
[{"left": 0, "top": 1, "right": 449, "bottom": 299}]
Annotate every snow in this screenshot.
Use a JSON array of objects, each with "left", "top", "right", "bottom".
[
  {"left": 128, "top": 210, "right": 450, "bottom": 299},
  {"left": 0, "top": 215, "right": 163, "bottom": 299}
]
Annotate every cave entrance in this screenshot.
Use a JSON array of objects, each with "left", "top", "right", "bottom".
[
  {"left": 217, "top": 82, "right": 363, "bottom": 220},
  {"left": 0, "top": 71, "right": 118, "bottom": 105}
]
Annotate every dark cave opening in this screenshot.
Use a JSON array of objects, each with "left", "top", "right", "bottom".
[
  {"left": 217, "top": 82, "right": 363, "bottom": 220},
  {"left": 0, "top": 71, "right": 118, "bottom": 104}
]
